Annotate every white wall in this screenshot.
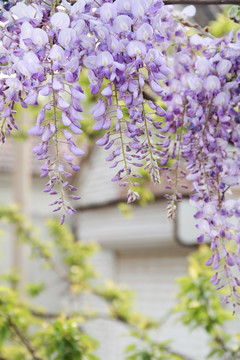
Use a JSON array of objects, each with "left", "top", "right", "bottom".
[
  {"left": 116, "top": 249, "right": 209, "bottom": 360},
  {"left": 74, "top": 199, "right": 210, "bottom": 360},
  {"left": 77, "top": 201, "right": 174, "bottom": 250}
]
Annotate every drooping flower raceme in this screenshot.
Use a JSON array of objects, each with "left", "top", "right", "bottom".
[
  {"left": 162, "top": 30, "right": 240, "bottom": 307},
  {"left": 2, "top": 0, "right": 240, "bottom": 305}
]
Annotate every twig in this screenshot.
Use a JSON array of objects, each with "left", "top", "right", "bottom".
[
  {"left": 165, "top": 349, "right": 195, "bottom": 360},
  {"left": 180, "top": 19, "right": 215, "bottom": 39},
  {"left": 31, "top": 310, "right": 58, "bottom": 319}
]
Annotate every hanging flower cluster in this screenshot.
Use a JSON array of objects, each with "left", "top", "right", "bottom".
[
  {"left": 162, "top": 31, "right": 240, "bottom": 306},
  {"left": 1, "top": 0, "right": 240, "bottom": 304}
]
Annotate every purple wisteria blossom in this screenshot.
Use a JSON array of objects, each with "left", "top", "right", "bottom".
[{"left": 1, "top": 0, "right": 240, "bottom": 305}]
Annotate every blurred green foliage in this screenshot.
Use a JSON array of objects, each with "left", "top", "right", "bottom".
[
  {"left": 210, "top": 6, "right": 240, "bottom": 37},
  {"left": 174, "top": 245, "right": 232, "bottom": 333}
]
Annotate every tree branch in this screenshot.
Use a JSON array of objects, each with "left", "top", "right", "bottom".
[
  {"left": 7, "top": 316, "right": 42, "bottom": 360},
  {"left": 31, "top": 310, "right": 58, "bottom": 319},
  {"left": 165, "top": 0, "right": 240, "bottom": 4}
]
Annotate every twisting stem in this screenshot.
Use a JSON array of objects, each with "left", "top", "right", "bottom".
[
  {"left": 216, "top": 173, "right": 222, "bottom": 210},
  {"left": 136, "top": 71, "right": 161, "bottom": 184},
  {"left": 0, "top": 118, "right": 6, "bottom": 135},
  {"left": 49, "top": 0, "right": 66, "bottom": 211},
  {"left": 179, "top": 19, "right": 215, "bottom": 39},
  {"left": 202, "top": 97, "right": 213, "bottom": 136},
  {"left": 223, "top": 259, "right": 235, "bottom": 304},
  {"left": 51, "top": 71, "right": 65, "bottom": 208},
  {"left": 168, "top": 99, "right": 187, "bottom": 219},
  {"left": 198, "top": 97, "right": 214, "bottom": 200},
  {"left": 198, "top": 98, "right": 213, "bottom": 198},
  {"left": 51, "top": 0, "right": 58, "bottom": 15},
  {"left": 93, "top": 0, "right": 101, "bottom": 5},
  {"left": 174, "top": 99, "right": 187, "bottom": 194},
  {"left": 114, "top": 85, "right": 132, "bottom": 187},
  {"left": 136, "top": 71, "right": 155, "bottom": 163},
  {"left": 199, "top": 147, "right": 211, "bottom": 197},
  {"left": 42, "top": 0, "right": 51, "bottom": 6}
]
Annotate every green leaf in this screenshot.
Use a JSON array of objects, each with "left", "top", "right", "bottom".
[
  {"left": 228, "top": 5, "right": 240, "bottom": 23},
  {"left": 25, "top": 282, "right": 45, "bottom": 297},
  {"left": 125, "top": 344, "right": 137, "bottom": 353}
]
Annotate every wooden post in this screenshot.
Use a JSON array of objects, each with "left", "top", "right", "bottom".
[{"left": 13, "top": 112, "right": 32, "bottom": 293}]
